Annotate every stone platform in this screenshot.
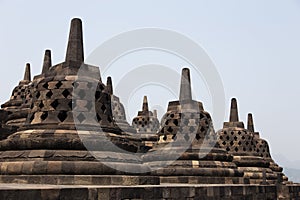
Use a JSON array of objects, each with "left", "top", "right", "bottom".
[
  {"left": 0, "top": 18, "right": 299, "bottom": 200},
  {"left": 1, "top": 183, "right": 300, "bottom": 200}
]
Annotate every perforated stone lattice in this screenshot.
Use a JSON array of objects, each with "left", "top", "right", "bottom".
[
  {"left": 111, "top": 96, "right": 127, "bottom": 122},
  {"left": 255, "top": 138, "right": 271, "bottom": 158},
  {"left": 132, "top": 115, "right": 159, "bottom": 133},
  {"left": 158, "top": 108, "right": 216, "bottom": 145},
  {"left": 217, "top": 129, "right": 271, "bottom": 158},
  {"left": 217, "top": 129, "right": 258, "bottom": 154},
  {"left": 27, "top": 76, "right": 114, "bottom": 127}
]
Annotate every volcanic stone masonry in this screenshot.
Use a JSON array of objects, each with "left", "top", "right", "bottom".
[{"left": 0, "top": 18, "right": 299, "bottom": 200}]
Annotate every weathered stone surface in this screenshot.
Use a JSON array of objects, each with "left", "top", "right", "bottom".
[
  {"left": 143, "top": 68, "right": 247, "bottom": 184},
  {"left": 0, "top": 17, "right": 298, "bottom": 199},
  {"left": 217, "top": 99, "right": 287, "bottom": 184}
]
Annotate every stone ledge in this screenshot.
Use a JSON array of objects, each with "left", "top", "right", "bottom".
[{"left": 0, "top": 183, "right": 286, "bottom": 200}]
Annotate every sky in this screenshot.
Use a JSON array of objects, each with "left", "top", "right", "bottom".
[{"left": 0, "top": 0, "right": 300, "bottom": 171}]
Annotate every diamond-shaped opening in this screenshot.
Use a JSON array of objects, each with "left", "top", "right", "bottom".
[
  {"left": 238, "top": 141, "right": 242, "bottom": 145},
  {"left": 222, "top": 141, "right": 226, "bottom": 145},
  {"left": 163, "top": 135, "right": 167, "bottom": 141},
  {"left": 238, "top": 131, "right": 241, "bottom": 135},
  {"left": 234, "top": 147, "right": 239, "bottom": 152},
  {"left": 101, "top": 105, "right": 106, "bottom": 112},
  {"left": 77, "top": 113, "right": 86, "bottom": 123},
  {"left": 36, "top": 91, "right": 41, "bottom": 99},
  {"left": 38, "top": 101, "right": 44, "bottom": 108},
  {"left": 226, "top": 136, "right": 230, "bottom": 140},
  {"left": 41, "top": 112, "right": 48, "bottom": 121},
  {"left": 167, "top": 126, "right": 173, "bottom": 133},
  {"left": 234, "top": 136, "right": 238, "bottom": 141},
  {"left": 50, "top": 99, "right": 59, "bottom": 109},
  {"left": 200, "top": 127, "right": 205, "bottom": 132},
  {"left": 57, "top": 111, "right": 68, "bottom": 122},
  {"left": 78, "top": 90, "right": 86, "bottom": 99},
  {"left": 231, "top": 131, "right": 234, "bottom": 135},
  {"left": 184, "top": 134, "right": 190, "bottom": 141},
  {"left": 95, "top": 91, "right": 101, "bottom": 99},
  {"left": 196, "top": 134, "right": 201, "bottom": 140},
  {"left": 173, "top": 119, "right": 178, "bottom": 126},
  {"left": 230, "top": 141, "right": 234, "bottom": 146},
  {"left": 183, "top": 119, "right": 189, "bottom": 125},
  {"left": 62, "top": 89, "right": 70, "bottom": 98},
  {"left": 43, "top": 82, "right": 49, "bottom": 89},
  {"left": 46, "top": 91, "right": 53, "bottom": 98},
  {"left": 189, "top": 126, "right": 195, "bottom": 132},
  {"left": 226, "top": 147, "right": 230, "bottom": 151},
  {"left": 96, "top": 113, "right": 102, "bottom": 122},
  {"left": 55, "top": 81, "right": 63, "bottom": 89}
]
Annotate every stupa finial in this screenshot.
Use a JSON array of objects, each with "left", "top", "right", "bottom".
[
  {"left": 247, "top": 113, "right": 255, "bottom": 132},
  {"left": 65, "top": 18, "right": 84, "bottom": 65},
  {"left": 23, "top": 63, "right": 31, "bottom": 82},
  {"left": 142, "top": 96, "right": 149, "bottom": 112},
  {"left": 179, "top": 68, "right": 192, "bottom": 102},
  {"left": 106, "top": 76, "right": 113, "bottom": 95},
  {"left": 42, "top": 49, "right": 52, "bottom": 73},
  {"left": 229, "top": 98, "right": 239, "bottom": 122}
]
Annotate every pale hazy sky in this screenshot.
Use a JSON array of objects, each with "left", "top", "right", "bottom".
[{"left": 0, "top": 0, "right": 300, "bottom": 170}]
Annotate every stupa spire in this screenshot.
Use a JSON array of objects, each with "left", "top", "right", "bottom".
[
  {"left": 153, "top": 109, "right": 157, "bottom": 118},
  {"left": 229, "top": 98, "right": 239, "bottom": 122},
  {"left": 106, "top": 76, "right": 113, "bottom": 95},
  {"left": 23, "top": 63, "right": 31, "bottom": 82},
  {"left": 247, "top": 113, "right": 255, "bottom": 132},
  {"left": 65, "top": 18, "right": 84, "bottom": 65},
  {"left": 42, "top": 50, "right": 52, "bottom": 73},
  {"left": 179, "top": 68, "right": 192, "bottom": 102},
  {"left": 142, "top": 96, "right": 149, "bottom": 112}
]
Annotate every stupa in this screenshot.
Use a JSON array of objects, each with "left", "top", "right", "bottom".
[
  {"left": 217, "top": 98, "right": 283, "bottom": 184},
  {"left": 132, "top": 96, "right": 159, "bottom": 150},
  {"left": 0, "top": 18, "right": 299, "bottom": 199},
  {"left": 1, "top": 64, "right": 33, "bottom": 127},
  {"left": 0, "top": 18, "right": 157, "bottom": 185},
  {"left": 143, "top": 68, "right": 247, "bottom": 184}
]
